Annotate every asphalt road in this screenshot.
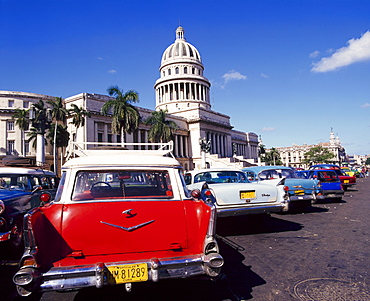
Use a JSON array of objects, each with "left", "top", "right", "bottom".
[{"left": 1, "top": 176, "right": 369, "bottom": 301}]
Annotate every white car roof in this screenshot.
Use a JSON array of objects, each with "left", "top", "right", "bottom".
[
  {"left": 0, "top": 167, "right": 56, "bottom": 176},
  {"left": 186, "top": 168, "right": 242, "bottom": 175},
  {"left": 64, "top": 141, "right": 180, "bottom": 169},
  {"left": 63, "top": 153, "right": 181, "bottom": 169}
]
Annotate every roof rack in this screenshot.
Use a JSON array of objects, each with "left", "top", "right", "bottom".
[{"left": 66, "top": 141, "right": 174, "bottom": 159}]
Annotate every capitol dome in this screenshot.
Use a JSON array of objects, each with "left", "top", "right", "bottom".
[
  {"left": 161, "top": 26, "right": 202, "bottom": 66},
  {"left": 155, "top": 27, "right": 211, "bottom": 113}
]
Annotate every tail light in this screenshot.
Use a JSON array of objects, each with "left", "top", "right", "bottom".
[
  {"left": 40, "top": 192, "right": 51, "bottom": 204},
  {"left": 283, "top": 186, "right": 289, "bottom": 192},
  {"left": 190, "top": 189, "right": 201, "bottom": 200},
  {"left": 0, "top": 200, "right": 5, "bottom": 214}
]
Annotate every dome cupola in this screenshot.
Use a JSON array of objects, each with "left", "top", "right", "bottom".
[{"left": 161, "top": 26, "right": 202, "bottom": 66}]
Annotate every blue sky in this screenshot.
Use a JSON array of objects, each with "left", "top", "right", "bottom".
[{"left": 1, "top": 0, "right": 370, "bottom": 155}]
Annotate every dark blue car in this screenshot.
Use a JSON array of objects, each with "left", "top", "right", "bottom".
[
  {"left": 296, "top": 169, "right": 344, "bottom": 201},
  {"left": 0, "top": 167, "right": 58, "bottom": 254}
]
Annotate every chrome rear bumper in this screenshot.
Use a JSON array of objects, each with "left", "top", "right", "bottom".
[{"left": 14, "top": 253, "right": 223, "bottom": 296}]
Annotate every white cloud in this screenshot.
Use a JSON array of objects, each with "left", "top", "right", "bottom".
[
  {"left": 222, "top": 70, "right": 247, "bottom": 84},
  {"left": 260, "top": 73, "right": 269, "bottom": 78},
  {"left": 262, "top": 127, "right": 275, "bottom": 132},
  {"left": 311, "top": 31, "right": 370, "bottom": 72},
  {"left": 108, "top": 69, "right": 117, "bottom": 74},
  {"left": 309, "top": 50, "right": 320, "bottom": 58},
  {"left": 361, "top": 102, "right": 370, "bottom": 108}
]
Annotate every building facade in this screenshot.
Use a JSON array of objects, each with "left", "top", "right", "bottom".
[
  {"left": 1, "top": 27, "right": 259, "bottom": 172},
  {"left": 276, "top": 129, "right": 348, "bottom": 168}
]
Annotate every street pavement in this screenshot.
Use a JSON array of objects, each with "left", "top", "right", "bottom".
[{"left": 1, "top": 176, "right": 369, "bottom": 300}]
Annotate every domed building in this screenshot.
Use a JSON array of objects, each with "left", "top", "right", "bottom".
[{"left": 0, "top": 27, "right": 259, "bottom": 171}]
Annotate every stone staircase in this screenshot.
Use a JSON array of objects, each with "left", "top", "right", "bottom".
[{"left": 205, "top": 154, "right": 257, "bottom": 169}]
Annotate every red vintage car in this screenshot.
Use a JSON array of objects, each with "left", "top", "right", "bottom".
[
  {"left": 309, "top": 164, "right": 356, "bottom": 190},
  {"left": 13, "top": 142, "right": 223, "bottom": 296}
]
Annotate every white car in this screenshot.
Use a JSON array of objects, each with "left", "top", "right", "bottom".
[{"left": 184, "top": 168, "right": 290, "bottom": 217}]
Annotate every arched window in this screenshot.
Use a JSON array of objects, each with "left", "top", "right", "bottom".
[
  {"left": 184, "top": 67, "right": 188, "bottom": 74},
  {"left": 175, "top": 67, "right": 179, "bottom": 74},
  {"left": 168, "top": 69, "right": 171, "bottom": 75}
]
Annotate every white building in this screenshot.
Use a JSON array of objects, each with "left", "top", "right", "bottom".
[
  {"left": 1, "top": 27, "right": 259, "bottom": 172},
  {"left": 276, "top": 129, "right": 347, "bottom": 168}
]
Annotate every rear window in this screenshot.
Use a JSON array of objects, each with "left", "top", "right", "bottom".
[
  {"left": 315, "top": 171, "right": 338, "bottom": 182},
  {"left": 259, "top": 169, "right": 296, "bottom": 180},
  {"left": 72, "top": 170, "right": 173, "bottom": 201},
  {"left": 193, "top": 171, "right": 249, "bottom": 183}
]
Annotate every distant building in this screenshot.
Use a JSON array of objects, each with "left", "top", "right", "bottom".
[
  {"left": 1, "top": 27, "right": 259, "bottom": 171},
  {"left": 348, "top": 154, "right": 369, "bottom": 166},
  {"left": 275, "top": 129, "right": 347, "bottom": 168}
]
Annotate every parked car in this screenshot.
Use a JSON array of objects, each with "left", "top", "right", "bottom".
[
  {"left": 340, "top": 167, "right": 356, "bottom": 178},
  {"left": 296, "top": 169, "right": 344, "bottom": 201},
  {"left": 13, "top": 142, "right": 223, "bottom": 297},
  {"left": 242, "top": 166, "right": 322, "bottom": 210},
  {"left": 0, "top": 167, "right": 58, "bottom": 252},
  {"left": 309, "top": 164, "right": 356, "bottom": 190},
  {"left": 184, "top": 168, "right": 290, "bottom": 217}
]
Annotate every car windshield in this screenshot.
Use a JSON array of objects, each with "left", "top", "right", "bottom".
[
  {"left": 71, "top": 170, "right": 173, "bottom": 201},
  {"left": 194, "top": 171, "right": 249, "bottom": 184},
  {"left": 258, "top": 169, "right": 297, "bottom": 180}
]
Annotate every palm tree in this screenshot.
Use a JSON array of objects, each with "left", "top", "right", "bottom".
[
  {"left": 12, "top": 108, "right": 30, "bottom": 156},
  {"left": 101, "top": 85, "right": 140, "bottom": 144},
  {"left": 145, "top": 109, "right": 178, "bottom": 143},
  {"left": 264, "top": 148, "right": 282, "bottom": 166},
  {"left": 27, "top": 100, "right": 51, "bottom": 165},
  {"left": 47, "top": 124, "right": 70, "bottom": 149},
  {"left": 68, "top": 104, "right": 91, "bottom": 142},
  {"left": 32, "top": 99, "right": 47, "bottom": 119},
  {"left": 27, "top": 127, "right": 48, "bottom": 149},
  {"left": 46, "top": 97, "right": 68, "bottom": 175}
]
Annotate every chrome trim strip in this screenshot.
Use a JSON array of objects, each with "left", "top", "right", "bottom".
[{"left": 100, "top": 220, "right": 155, "bottom": 232}]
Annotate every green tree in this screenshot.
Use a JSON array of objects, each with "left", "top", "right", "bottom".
[
  {"left": 32, "top": 99, "right": 47, "bottom": 120},
  {"left": 46, "top": 97, "right": 68, "bottom": 175},
  {"left": 365, "top": 157, "right": 370, "bottom": 166},
  {"left": 145, "top": 109, "right": 178, "bottom": 143},
  {"left": 47, "top": 124, "right": 70, "bottom": 149},
  {"left": 69, "top": 104, "right": 91, "bottom": 142},
  {"left": 302, "top": 145, "right": 335, "bottom": 165},
  {"left": 12, "top": 108, "right": 30, "bottom": 156},
  {"left": 27, "top": 127, "right": 48, "bottom": 149},
  {"left": 263, "top": 147, "right": 283, "bottom": 165},
  {"left": 27, "top": 100, "right": 50, "bottom": 159},
  {"left": 101, "top": 85, "right": 140, "bottom": 143}
]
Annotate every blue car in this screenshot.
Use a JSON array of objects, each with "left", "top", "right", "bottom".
[
  {"left": 0, "top": 167, "right": 58, "bottom": 253},
  {"left": 242, "top": 166, "right": 322, "bottom": 211},
  {"left": 296, "top": 169, "right": 344, "bottom": 201}
]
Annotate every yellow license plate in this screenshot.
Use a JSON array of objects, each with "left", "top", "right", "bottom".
[
  {"left": 107, "top": 263, "right": 148, "bottom": 284},
  {"left": 344, "top": 180, "right": 349, "bottom": 183},
  {"left": 240, "top": 191, "right": 256, "bottom": 199},
  {"left": 295, "top": 190, "right": 304, "bottom": 195}
]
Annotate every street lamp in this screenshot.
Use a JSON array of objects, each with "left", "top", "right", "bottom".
[
  {"left": 199, "top": 137, "right": 211, "bottom": 169},
  {"left": 29, "top": 105, "right": 52, "bottom": 167}
]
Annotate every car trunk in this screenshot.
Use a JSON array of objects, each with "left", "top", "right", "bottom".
[
  {"left": 60, "top": 200, "right": 189, "bottom": 256},
  {"left": 211, "top": 183, "right": 279, "bottom": 206}
]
